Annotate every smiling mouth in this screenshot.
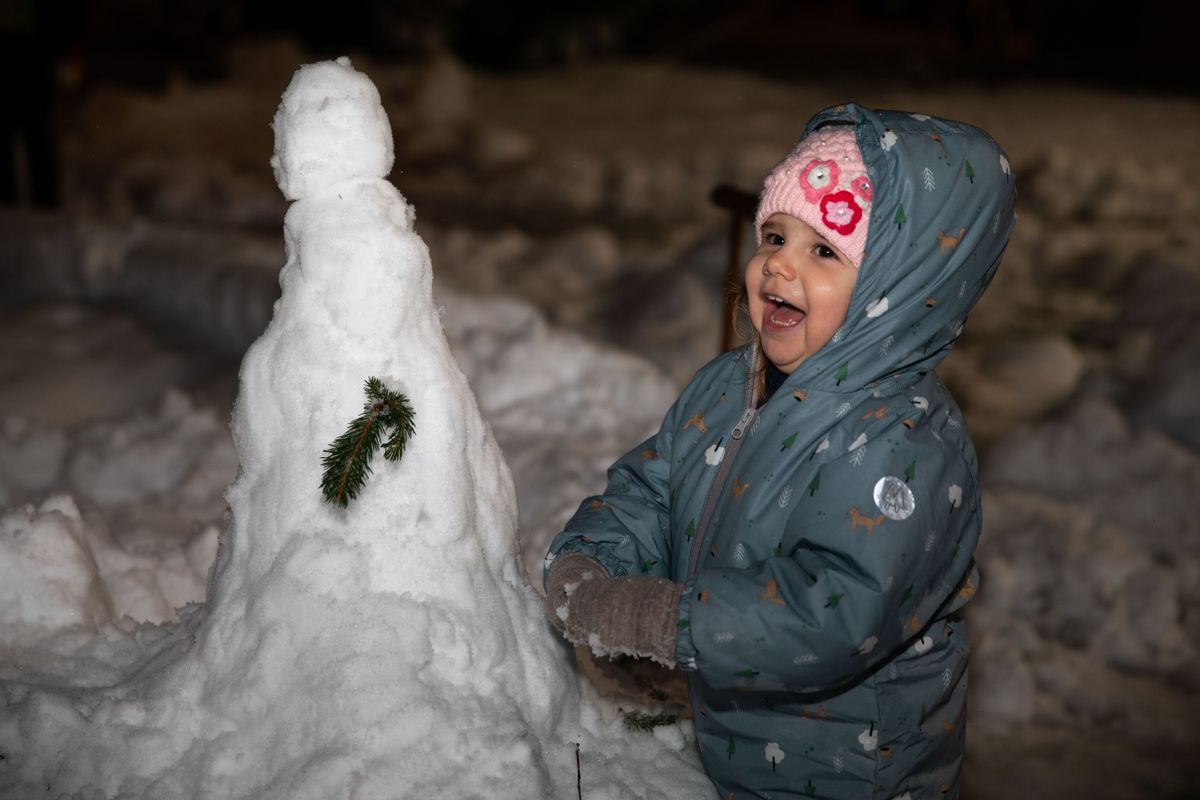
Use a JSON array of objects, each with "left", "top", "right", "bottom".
[{"left": 763, "top": 294, "right": 805, "bottom": 329}]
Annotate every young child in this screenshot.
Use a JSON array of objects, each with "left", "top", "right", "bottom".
[{"left": 544, "top": 103, "right": 1016, "bottom": 799}]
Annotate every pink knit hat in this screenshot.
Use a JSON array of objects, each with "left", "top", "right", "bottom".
[{"left": 754, "top": 126, "right": 872, "bottom": 267}]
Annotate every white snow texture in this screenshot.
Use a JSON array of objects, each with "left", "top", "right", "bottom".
[
  {"left": 0, "top": 58, "right": 708, "bottom": 799},
  {"left": 269, "top": 57, "right": 395, "bottom": 202}
]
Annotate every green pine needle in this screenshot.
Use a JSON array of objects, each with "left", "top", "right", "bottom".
[
  {"left": 321, "top": 377, "right": 416, "bottom": 508},
  {"left": 622, "top": 710, "right": 679, "bottom": 732},
  {"left": 634, "top": 674, "right": 670, "bottom": 702}
]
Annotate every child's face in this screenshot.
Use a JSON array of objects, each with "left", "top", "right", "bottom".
[{"left": 745, "top": 213, "right": 858, "bottom": 374}]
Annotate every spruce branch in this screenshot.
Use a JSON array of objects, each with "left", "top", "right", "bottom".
[
  {"left": 320, "top": 377, "right": 416, "bottom": 508},
  {"left": 633, "top": 674, "right": 670, "bottom": 703},
  {"left": 620, "top": 709, "right": 680, "bottom": 732}
]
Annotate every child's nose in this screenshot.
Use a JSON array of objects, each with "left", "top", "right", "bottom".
[{"left": 764, "top": 251, "right": 796, "bottom": 280}]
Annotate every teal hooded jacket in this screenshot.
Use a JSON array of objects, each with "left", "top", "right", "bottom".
[{"left": 545, "top": 104, "right": 1016, "bottom": 799}]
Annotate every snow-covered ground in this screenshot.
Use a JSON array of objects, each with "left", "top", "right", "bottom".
[{"left": 2, "top": 42, "right": 1199, "bottom": 797}]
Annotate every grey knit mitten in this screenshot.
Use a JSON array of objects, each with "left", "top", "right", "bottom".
[
  {"left": 545, "top": 553, "right": 681, "bottom": 668},
  {"left": 545, "top": 552, "right": 609, "bottom": 632}
]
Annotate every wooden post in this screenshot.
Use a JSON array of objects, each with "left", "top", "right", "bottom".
[{"left": 709, "top": 183, "right": 758, "bottom": 353}]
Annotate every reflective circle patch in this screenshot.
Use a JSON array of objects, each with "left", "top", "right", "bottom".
[{"left": 873, "top": 476, "right": 916, "bottom": 520}]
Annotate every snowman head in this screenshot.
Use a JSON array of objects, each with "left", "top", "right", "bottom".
[{"left": 270, "top": 57, "right": 395, "bottom": 201}]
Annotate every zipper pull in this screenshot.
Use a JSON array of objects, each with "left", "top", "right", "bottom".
[{"left": 731, "top": 408, "right": 757, "bottom": 440}]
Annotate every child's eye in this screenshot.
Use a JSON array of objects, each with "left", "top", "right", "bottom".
[
  {"left": 815, "top": 244, "right": 837, "bottom": 259},
  {"left": 765, "top": 232, "right": 785, "bottom": 246}
]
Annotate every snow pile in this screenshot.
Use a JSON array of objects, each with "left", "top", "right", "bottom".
[
  {"left": 0, "top": 304, "right": 192, "bottom": 429},
  {"left": 427, "top": 222, "right": 732, "bottom": 388},
  {"left": 0, "top": 491, "right": 214, "bottom": 635},
  {"left": 0, "top": 494, "right": 212, "bottom": 690},
  {"left": 1, "top": 496, "right": 112, "bottom": 637},
  {"left": 961, "top": 396, "right": 1200, "bottom": 797},
  {"left": 976, "top": 397, "right": 1200, "bottom": 694},
  {"left": 0, "top": 57, "right": 709, "bottom": 799},
  {"left": 0, "top": 388, "right": 226, "bottom": 637},
  {"left": 440, "top": 288, "right": 678, "bottom": 578}
]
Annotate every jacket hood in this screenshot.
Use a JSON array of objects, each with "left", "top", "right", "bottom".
[{"left": 774, "top": 104, "right": 1017, "bottom": 394}]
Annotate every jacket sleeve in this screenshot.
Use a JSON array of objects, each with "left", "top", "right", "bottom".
[
  {"left": 542, "top": 399, "right": 682, "bottom": 591},
  {"left": 674, "top": 421, "right": 980, "bottom": 691}
]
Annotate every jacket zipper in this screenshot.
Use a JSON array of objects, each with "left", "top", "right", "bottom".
[{"left": 686, "top": 383, "right": 759, "bottom": 581}]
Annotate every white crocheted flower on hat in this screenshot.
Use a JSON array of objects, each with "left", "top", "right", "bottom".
[
  {"left": 801, "top": 159, "right": 840, "bottom": 202},
  {"left": 849, "top": 173, "right": 873, "bottom": 203}
]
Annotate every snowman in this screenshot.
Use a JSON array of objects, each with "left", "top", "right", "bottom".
[{"left": 0, "top": 58, "right": 713, "bottom": 799}]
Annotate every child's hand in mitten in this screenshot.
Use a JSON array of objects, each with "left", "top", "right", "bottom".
[
  {"left": 545, "top": 552, "right": 608, "bottom": 632},
  {"left": 546, "top": 554, "right": 681, "bottom": 668}
]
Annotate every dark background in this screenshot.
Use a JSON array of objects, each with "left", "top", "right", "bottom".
[{"left": 13, "top": 0, "right": 1200, "bottom": 93}]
